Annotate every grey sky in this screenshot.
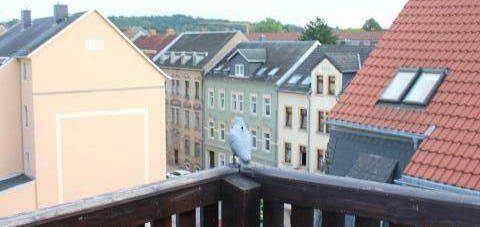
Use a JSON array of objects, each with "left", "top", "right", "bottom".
[{"left": 1, "top": 0, "right": 409, "bottom": 28}]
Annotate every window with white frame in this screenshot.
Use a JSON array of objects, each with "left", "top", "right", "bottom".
[
  {"left": 251, "top": 129, "right": 257, "bottom": 150},
  {"left": 184, "top": 110, "right": 190, "bottom": 129},
  {"left": 284, "top": 142, "right": 292, "bottom": 164},
  {"left": 235, "top": 64, "right": 245, "bottom": 77},
  {"left": 250, "top": 94, "right": 257, "bottom": 115},
  {"left": 172, "top": 108, "right": 179, "bottom": 125},
  {"left": 264, "top": 132, "right": 271, "bottom": 152},
  {"left": 238, "top": 94, "right": 244, "bottom": 112},
  {"left": 208, "top": 89, "right": 214, "bottom": 108},
  {"left": 219, "top": 91, "right": 225, "bottom": 110},
  {"left": 220, "top": 123, "right": 225, "bottom": 141},
  {"left": 195, "top": 111, "right": 201, "bottom": 130},
  {"left": 209, "top": 121, "right": 215, "bottom": 139},
  {"left": 219, "top": 153, "right": 226, "bottom": 166},
  {"left": 231, "top": 93, "right": 238, "bottom": 112},
  {"left": 263, "top": 95, "right": 271, "bottom": 117}
]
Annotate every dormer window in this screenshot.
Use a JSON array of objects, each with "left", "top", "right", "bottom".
[
  {"left": 235, "top": 64, "right": 245, "bottom": 77},
  {"left": 379, "top": 68, "right": 447, "bottom": 106}
]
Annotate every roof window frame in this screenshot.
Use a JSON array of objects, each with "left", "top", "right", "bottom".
[{"left": 379, "top": 67, "right": 420, "bottom": 104}]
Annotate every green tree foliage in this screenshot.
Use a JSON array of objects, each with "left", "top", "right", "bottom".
[
  {"left": 250, "top": 18, "right": 283, "bottom": 33},
  {"left": 300, "top": 17, "right": 337, "bottom": 44},
  {"left": 337, "top": 28, "right": 366, "bottom": 33},
  {"left": 362, "top": 18, "right": 383, "bottom": 31}
]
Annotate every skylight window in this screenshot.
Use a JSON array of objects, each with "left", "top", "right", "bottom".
[
  {"left": 268, "top": 67, "right": 280, "bottom": 76},
  {"left": 379, "top": 70, "right": 418, "bottom": 102},
  {"left": 403, "top": 72, "right": 444, "bottom": 105},
  {"left": 256, "top": 67, "right": 268, "bottom": 76},
  {"left": 379, "top": 68, "right": 447, "bottom": 106},
  {"left": 301, "top": 77, "right": 311, "bottom": 86},
  {"left": 288, "top": 75, "right": 302, "bottom": 84},
  {"left": 215, "top": 64, "right": 224, "bottom": 71}
]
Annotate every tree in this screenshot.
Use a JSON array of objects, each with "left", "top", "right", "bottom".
[
  {"left": 250, "top": 18, "right": 283, "bottom": 33},
  {"left": 362, "top": 18, "right": 382, "bottom": 31},
  {"left": 300, "top": 17, "right": 337, "bottom": 44}
]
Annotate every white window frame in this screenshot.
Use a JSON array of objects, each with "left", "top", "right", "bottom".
[
  {"left": 208, "top": 89, "right": 215, "bottom": 109},
  {"left": 209, "top": 120, "right": 215, "bottom": 139},
  {"left": 231, "top": 93, "right": 238, "bottom": 112},
  {"left": 235, "top": 64, "right": 245, "bottom": 77},
  {"left": 219, "top": 123, "right": 225, "bottom": 141},
  {"left": 238, "top": 93, "right": 244, "bottom": 113},
  {"left": 263, "top": 131, "right": 271, "bottom": 152},
  {"left": 219, "top": 90, "right": 225, "bottom": 111},
  {"left": 263, "top": 95, "right": 271, "bottom": 118},
  {"left": 250, "top": 94, "right": 257, "bottom": 115},
  {"left": 251, "top": 129, "right": 257, "bottom": 150}
]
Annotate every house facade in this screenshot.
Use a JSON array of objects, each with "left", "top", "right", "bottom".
[
  {"left": 153, "top": 31, "right": 247, "bottom": 171},
  {"left": 203, "top": 41, "right": 318, "bottom": 168},
  {"left": 0, "top": 6, "right": 168, "bottom": 217},
  {"left": 278, "top": 45, "right": 373, "bottom": 173},
  {"left": 328, "top": 0, "right": 480, "bottom": 195}
]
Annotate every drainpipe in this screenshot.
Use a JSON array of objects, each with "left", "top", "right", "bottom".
[{"left": 306, "top": 89, "right": 313, "bottom": 173}]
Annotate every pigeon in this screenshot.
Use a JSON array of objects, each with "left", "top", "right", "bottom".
[{"left": 228, "top": 117, "right": 252, "bottom": 166}]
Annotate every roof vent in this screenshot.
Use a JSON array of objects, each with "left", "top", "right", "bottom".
[
  {"left": 21, "top": 10, "right": 32, "bottom": 29},
  {"left": 54, "top": 4, "right": 69, "bottom": 24}
]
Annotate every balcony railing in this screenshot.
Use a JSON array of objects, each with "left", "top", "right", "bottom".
[{"left": 2, "top": 165, "right": 480, "bottom": 226}]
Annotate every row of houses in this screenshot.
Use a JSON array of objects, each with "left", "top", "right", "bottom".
[{"left": 150, "top": 31, "right": 375, "bottom": 172}]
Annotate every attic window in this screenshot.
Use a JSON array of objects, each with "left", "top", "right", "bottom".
[
  {"left": 268, "top": 67, "right": 280, "bottom": 76},
  {"left": 256, "top": 67, "right": 268, "bottom": 76},
  {"left": 301, "top": 77, "right": 311, "bottom": 86},
  {"left": 288, "top": 75, "right": 302, "bottom": 84},
  {"left": 379, "top": 68, "right": 447, "bottom": 106}
]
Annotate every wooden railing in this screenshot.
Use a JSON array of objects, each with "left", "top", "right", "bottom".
[{"left": 1, "top": 165, "right": 480, "bottom": 227}]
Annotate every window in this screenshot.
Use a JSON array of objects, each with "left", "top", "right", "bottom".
[
  {"left": 209, "top": 121, "right": 215, "bottom": 139},
  {"left": 219, "top": 91, "right": 225, "bottom": 110},
  {"left": 403, "top": 72, "right": 444, "bottom": 105},
  {"left": 208, "top": 90, "right": 214, "bottom": 108},
  {"left": 195, "top": 111, "right": 201, "bottom": 130},
  {"left": 328, "top": 76, "right": 336, "bottom": 95},
  {"left": 300, "top": 146, "right": 307, "bottom": 167},
  {"left": 170, "top": 80, "right": 175, "bottom": 95},
  {"left": 184, "top": 110, "right": 190, "bottom": 129},
  {"left": 380, "top": 70, "right": 418, "bottom": 102},
  {"left": 184, "top": 139, "right": 190, "bottom": 156},
  {"left": 268, "top": 67, "right": 279, "bottom": 76},
  {"left": 174, "top": 149, "right": 179, "bottom": 164},
  {"left": 284, "top": 143, "right": 292, "bottom": 163},
  {"left": 264, "top": 96, "right": 271, "bottom": 117},
  {"left": 232, "top": 93, "right": 238, "bottom": 112},
  {"left": 195, "top": 81, "right": 200, "bottom": 99},
  {"left": 325, "top": 112, "right": 330, "bottom": 133},
  {"left": 251, "top": 130, "right": 257, "bottom": 150},
  {"left": 238, "top": 94, "right": 244, "bottom": 112},
  {"left": 172, "top": 108, "right": 179, "bottom": 125},
  {"left": 219, "top": 154, "right": 226, "bottom": 166},
  {"left": 318, "top": 111, "right": 325, "bottom": 133},
  {"left": 185, "top": 80, "right": 190, "bottom": 98},
  {"left": 288, "top": 75, "right": 302, "bottom": 84},
  {"left": 317, "top": 149, "right": 325, "bottom": 170},
  {"left": 194, "top": 142, "right": 201, "bottom": 157},
  {"left": 175, "top": 79, "right": 180, "bottom": 95},
  {"left": 250, "top": 94, "right": 257, "bottom": 114},
  {"left": 300, "top": 108, "right": 307, "bottom": 130},
  {"left": 235, "top": 64, "right": 245, "bottom": 77},
  {"left": 23, "top": 105, "right": 29, "bottom": 128},
  {"left": 316, "top": 75, "right": 324, "bottom": 94},
  {"left": 220, "top": 123, "right": 225, "bottom": 141},
  {"left": 285, "top": 107, "right": 292, "bottom": 127},
  {"left": 301, "top": 77, "right": 311, "bottom": 86},
  {"left": 264, "top": 132, "right": 271, "bottom": 152}
]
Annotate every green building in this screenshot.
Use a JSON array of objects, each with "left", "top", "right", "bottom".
[{"left": 203, "top": 41, "right": 318, "bottom": 168}]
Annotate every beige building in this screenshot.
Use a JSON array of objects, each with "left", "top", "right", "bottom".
[
  {"left": 153, "top": 32, "right": 246, "bottom": 171},
  {"left": 278, "top": 45, "right": 373, "bottom": 173},
  {"left": 0, "top": 5, "right": 168, "bottom": 217}
]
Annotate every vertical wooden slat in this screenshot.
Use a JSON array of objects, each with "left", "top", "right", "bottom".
[
  {"left": 152, "top": 216, "right": 172, "bottom": 227},
  {"left": 177, "top": 210, "right": 196, "bottom": 227},
  {"left": 263, "top": 200, "right": 284, "bottom": 227},
  {"left": 203, "top": 202, "right": 219, "bottom": 227},
  {"left": 291, "top": 205, "right": 314, "bottom": 227},
  {"left": 322, "top": 211, "right": 345, "bottom": 227},
  {"left": 221, "top": 175, "right": 261, "bottom": 227},
  {"left": 355, "top": 217, "right": 380, "bottom": 227}
]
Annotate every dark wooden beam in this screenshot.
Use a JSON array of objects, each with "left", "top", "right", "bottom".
[
  {"left": 202, "top": 202, "right": 218, "bottom": 227},
  {"left": 291, "top": 205, "right": 314, "bottom": 227},
  {"left": 221, "top": 175, "right": 261, "bottom": 227},
  {"left": 263, "top": 200, "right": 284, "bottom": 227},
  {"left": 241, "top": 166, "right": 480, "bottom": 226},
  {"left": 152, "top": 216, "right": 172, "bottom": 227},
  {"left": 177, "top": 210, "right": 195, "bottom": 227},
  {"left": 322, "top": 211, "right": 345, "bottom": 227},
  {"left": 355, "top": 216, "right": 380, "bottom": 227}
]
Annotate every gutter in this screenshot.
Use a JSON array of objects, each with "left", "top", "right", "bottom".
[{"left": 396, "top": 175, "right": 480, "bottom": 196}]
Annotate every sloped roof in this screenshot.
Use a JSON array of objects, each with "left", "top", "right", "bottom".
[
  {"left": 235, "top": 48, "right": 266, "bottom": 62},
  {"left": 347, "top": 154, "right": 398, "bottom": 183},
  {"left": 207, "top": 41, "right": 316, "bottom": 82},
  {"left": 333, "top": 31, "right": 385, "bottom": 41},
  {"left": 0, "top": 12, "right": 86, "bottom": 57},
  {"left": 134, "top": 34, "right": 177, "bottom": 52},
  {"left": 280, "top": 45, "right": 374, "bottom": 93},
  {"left": 156, "top": 31, "right": 240, "bottom": 70},
  {"left": 246, "top": 32, "right": 300, "bottom": 41},
  {"left": 330, "top": 0, "right": 480, "bottom": 191}
]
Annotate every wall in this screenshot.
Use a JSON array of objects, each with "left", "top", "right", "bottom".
[
  {"left": 0, "top": 60, "right": 23, "bottom": 178},
  {"left": 29, "top": 11, "right": 166, "bottom": 208},
  {"left": 0, "top": 182, "right": 36, "bottom": 217}
]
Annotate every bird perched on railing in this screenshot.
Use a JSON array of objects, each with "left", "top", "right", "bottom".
[{"left": 228, "top": 117, "right": 252, "bottom": 166}]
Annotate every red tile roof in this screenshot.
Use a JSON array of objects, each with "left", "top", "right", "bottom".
[
  {"left": 246, "top": 32, "right": 300, "bottom": 41},
  {"left": 330, "top": 0, "right": 480, "bottom": 191},
  {"left": 333, "top": 31, "right": 385, "bottom": 41},
  {"left": 134, "top": 34, "right": 177, "bottom": 54}
]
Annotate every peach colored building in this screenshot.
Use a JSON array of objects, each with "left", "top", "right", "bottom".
[{"left": 0, "top": 5, "right": 168, "bottom": 217}]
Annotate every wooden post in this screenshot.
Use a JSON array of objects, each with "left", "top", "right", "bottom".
[
  {"left": 221, "top": 175, "right": 261, "bottom": 227},
  {"left": 322, "top": 211, "right": 345, "bottom": 227},
  {"left": 177, "top": 210, "right": 195, "bottom": 227},
  {"left": 355, "top": 216, "right": 380, "bottom": 227},
  {"left": 291, "top": 205, "right": 314, "bottom": 227},
  {"left": 203, "top": 202, "right": 219, "bottom": 227},
  {"left": 152, "top": 216, "right": 172, "bottom": 227},
  {"left": 263, "top": 200, "right": 284, "bottom": 227}
]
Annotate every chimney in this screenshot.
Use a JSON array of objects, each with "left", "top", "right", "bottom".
[
  {"left": 21, "top": 10, "right": 31, "bottom": 29},
  {"left": 54, "top": 4, "right": 68, "bottom": 23},
  {"left": 149, "top": 29, "right": 157, "bottom": 36}
]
